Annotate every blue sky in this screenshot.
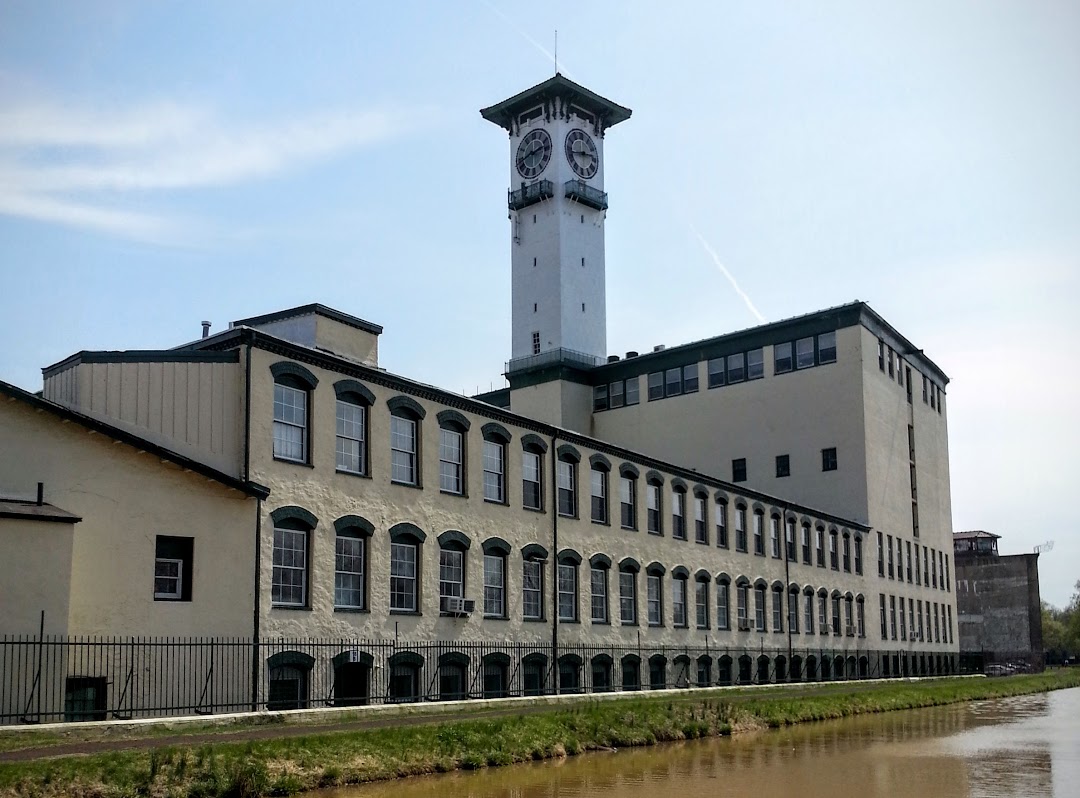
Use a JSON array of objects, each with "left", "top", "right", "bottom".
[{"left": 1, "top": 1, "right": 1077, "bottom": 605}]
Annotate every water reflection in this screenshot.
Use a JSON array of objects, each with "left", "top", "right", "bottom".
[{"left": 323, "top": 687, "right": 1079, "bottom": 798}]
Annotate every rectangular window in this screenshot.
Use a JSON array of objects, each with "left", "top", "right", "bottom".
[
  {"left": 737, "top": 585, "right": 749, "bottom": 628},
  {"left": 483, "top": 440, "right": 505, "bottom": 503},
  {"left": 673, "top": 579, "right": 688, "bottom": 627},
  {"left": 726, "top": 353, "right": 745, "bottom": 383},
  {"left": 818, "top": 331, "right": 837, "bottom": 363},
  {"left": 273, "top": 384, "right": 307, "bottom": 462},
  {"left": 899, "top": 597, "right": 907, "bottom": 640},
  {"left": 695, "top": 580, "right": 709, "bottom": 629},
  {"left": 523, "top": 450, "right": 542, "bottom": 510},
  {"left": 796, "top": 336, "right": 815, "bottom": 369},
  {"left": 829, "top": 530, "right": 839, "bottom": 570},
  {"left": 558, "top": 563, "right": 577, "bottom": 621},
  {"left": 620, "top": 570, "right": 636, "bottom": 624},
  {"left": 804, "top": 592, "right": 814, "bottom": 634},
  {"left": 608, "top": 380, "right": 624, "bottom": 409},
  {"left": 484, "top": 554, "right": 506, "bottom": 617},
  {"left": 887, "top": 535, "right": 894, "bottom": 579},
  {"left": 648, "top": 371, "right": 664, "bottom": 400},
  {"left": 906, "top": 541, "right": 913, "bottom": 583},
  {"left": 854, "top": 536, "right": 863, "bottom": 575},
  {"left": 335, "top": 399, "right": 365, "bottom": 473},
  {"left": 843, "top": 534, "right": 851, "bottom": 572},
  {"left": 694, "top": 495, "right": 707, "bottom": 544},
  {"left": 590, "top": 468, "right": 607, "bottom": 524},
  {"left": 789, "top": 590, "right": 799, "bottom": 632},
  {"left": 591, "top": 567, "right": 608, "bottom": 622},
  {"left": 439, "top": 548, "right": 464, "bottom": 602},
  {"left": 154, "top": 535, "right": 192, "bottom": 601},
  {"left": 532, "top": 331, "right": 541, "bottom": 355},
  {"left": 717, "top": 583, "right": 729, "bottom": 629},
  {"left": 683, "top": 363, "right": 699, "bottom": 393},
  {"left": 672, "top": 491, "right": 686, "bottom": 540},
  {"left": 775, "top": 454, "right": 790, "bottom": 478},
  {"left": 774, "top": 342, "right": 793, "bottom": 374},
  {"left": 753, "top": 511, "right": 764, "bottom": 556},
  {"left": 390, "top": 416, "right": 417, "bottom": 485},
  {"left": 592, "top": 385, "right": 608, "bottom": 412},
  {"left": 335, "top": 533, "right": 365, "bottom": 609},
  {"left": 923, "top": 375, "right": 929, "bottom": 403},
  {"left": 822, "top": 447, "right": 838, "bottom": 471},
  {"left": 523, "top": 560, "right": 542, "bottom": 619},
  {"left": 735, "top": 507, "right": 747, "bottom": 552},
  {"left": 754, "top": 586, "right": 766, "bottom": 631},
  {"left": 879, "top": 594, "right": 888, "bottom": 638},
  {"left": 746, "top": 348, "right": 764, "bottom": 379},
  {"left": 857, "top": 599, "right": 866, "bottom": 637},
  {"left": 557, "top": 460, "right": 576, "bottom": 517},
  {"left": 906, "top": 366, "right": 913, "bottom": 403},
  {"left": 665, "top": 367, "right": 682, "bottom": 397},
  {"left": 772, "top": 589, "right": 783, "bottom": 632},
  {"left": 716, "top": 501, "right": 728, "bottom": 548},
  {"left": 620, "top": 476, "right": 636, "bottom": 529},
  {"left": 816, "top": 527, "right": 825, "bottom": 567},
  {"left": 732, "top": 457, "right": 747, "bottom": 483},
  {"left": 915, "top": 543, "right": 922, "bottom": 585},
  {"left": 889, "top": 595, "right": 898, "bottom": 640},
  {"left": 439, "top": 428, "right": 463, "bottom": 494},
  {"left": 878, "top": 531, "right": 885, "bottom": 577},
  {"left": 647, "top": 483, "right": 662, "bottom": 534},
  {"left": 819, "top": 594, "right": 828, "bottom": 633},
  {"left": 389, "top": 542, "right": 417, "bottom": 612},
  {"left": 625, "top": 376, "right": 640, "bottom": 405},
  {"left": 878, "top": 339, "right": 885, "bottom": 371},
  {"left": 647, "top": 574, "right": 662, "bottom": 626},
  {"left": 707, "top": 357, "right": 725, "bottom": 388},
  {"left": 801, "top": 523, "right": 811, "bottom": 564},
  {"left": 909, "top": 598, "right": 916, "bottom": 641},
  {"left": 272, "top": 526, "right": 307, "bottom": 606},
  {"left": 786, "top": 519, "right": 796, "bottom": 561},
  {"left": 770, "top": 516, "right": 781, "bottom": 558},
  {"left": 888, "top": 347, "right": 895, "bottom": 378}
]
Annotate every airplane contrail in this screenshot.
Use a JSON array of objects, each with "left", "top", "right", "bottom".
[
  {"left": 479, "top": 1, "right": 575, "bottom": 79},
  {"left": 689, "top": 222, "right": 767, "bottom": 324}
]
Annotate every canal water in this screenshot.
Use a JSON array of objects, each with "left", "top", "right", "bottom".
[{"left": 322, "top": 687, "right": 1080, "bottom": 798}]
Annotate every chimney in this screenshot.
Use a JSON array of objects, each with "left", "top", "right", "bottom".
[
  {"left": 36, "top": 482, "right": 43, "bottom": 506},
  {"left": 626, "top": 351, "right": 638, "bottom": 359},
  {"left": 201, "top": 321, "right": 212, "bottom": 339},
  {"left": 653, "top": 344, "right": 666, "bottom": 352},
  {"left": 607, "top": 355, "right": 620, "bottom": 363}
]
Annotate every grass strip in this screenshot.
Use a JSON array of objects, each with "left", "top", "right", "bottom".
[{"left": 2, "top": 670, "right": 1078, "bottom": 798}]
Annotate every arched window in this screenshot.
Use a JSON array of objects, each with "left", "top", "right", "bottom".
[
  {"left": 438, "top": 651, "right": 470, "bottom": 701},
  {"left": 271, "top": 506, "right": 317, "bottom": 608},
  {"left": 332, "top": 650, "right": 372, "bottom": 707},
  {"left": 716, "top": 573, "right": 731, "bottom": 630},
  {"left": 671, "top": 480, "right": 687, "bottom": 540},
  {"left": 271, "top": 362, "right": 317, "bottom": 464},
  {"left": 334, "top": 380, "right": 373, "bottom": 475},
  {"left": 788, "top": 584, "right": 800, "bottom": 633},
  {"left": 646, "top": 562, "right": 665, "bottom": 626},
  {"left": 803, "top": 586, "right": 816, "bottom": 634},
  {"left": 558, "top": 653, "right": 582, "bottom": 694},
  {"left": 854, "top": 533, "right": 864, "bottom": 575},
  {"left": 842, "top": 531, "right": 852, "bottom": 572},
  {"left": 389, "top": 523, "right": 426, "bottom": 613},
  {"left": 753, "top": 509, "right": 765, "bottom": 556},
  {"left": 388, "top": 396, "right": 426, "bottom": 487},
  {"left": 695, "top": 570, "right": 710, "bottom": 629},
  {"left": 557, "top": 445, "right": 580, "bottom": 518},
  {"left": 801, "top": 521, "right": 812, "bottom": 564},
  {"left": 736, "top": 576, "right": 751, "bottom": 631},
  {"left": 334, "top": 515, "right": 373, "bottom": 610},
  {"left": 856, "top": 594, "right": 866, "bottom": 637},
  {"left": 482, "top": 423, "right": 511, "bottom": 504},
  {"left": 621, "top": 654, "right": 641, "bottom": 691},
  {"left": 618, "top": 558, "right": 639, "bottom": 625},
  {"left": 785, "top": 517, "right": 797, "bottom": 561},
  {"left": 771, "top": 582, "right": 784, "bottom": 632},
  {"left": 829, "top": 527, "right": 840, "bottom": 570},
  {"left": 816, "top": 525, "right": 826, "bottom": 567},
  {"left": 693, "top": 486, "right": 709, "bottom": 544},
  {"left": 619, "top": 464, "right": 638, "bottom": 530},
  {"left": 589, "top": 454, "right": 610, "bottom": 525},
  {"left": 482, "top": 537, "right": 510, "bottom": 618},
  {"left": 267, "top": 651, "right": 314, "bottom": 710},
  {"left": 589, "top": 553, "right": 611, "bottom": 624},
  {"left": 845, "top": 593, "right": 855, "bottom": 636},
  {"left": 819, "top": 588, "right": 830, "bottom": 634},
  {"left": 522, "top": 653, "right": 548, "bottom": 696},
  {"left": 769, "top": 513, "right": 781, "bottom": 558},
  {"left": 649, "top": 654, "right": 667, "bottom": 690},
  {"left": 388, "top": 651, "right": 424, "bottom": 703},
  {"left": 715, "top": 496, "right": 729, "bottom": 548},
  {"left": 438, "top": 529, "right": 471, "bottom": 612},
  {"left": 482, "top": 652, "right": 510, "bottom": 698},
  {"left": 521, "top": 434, "right": 547, "bottom": 510},
  {"left": 591, "top": 654, "right": 613, "bottom": 692},
  {"left": 672, "top": 566, "right": 689, "bottom": 627},
  {"left": 437, "top": 410, "right": 470, "bottom": 496},
  {"left": 754, "top": 580, "right": 767, "bottom": 631},
  {"left": 557, "top": 549, "right": 580, "bottom": 622},
  {"left": 735, "top": 504, "right": 748, "bottom": 552},
  {"left": 831, "top": 590, "right": 843, "bottom": 635},
  {"left": 646, "top": 472, "right": 664, "bottom": 535},
  {"left": 521, "top": 543, "right": 547, "bottom": 621}
]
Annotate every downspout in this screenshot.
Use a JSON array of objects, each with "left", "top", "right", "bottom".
[
  {"left": 550, "top": 432, "right": 559, "bottom": 695},
  {"left": 251, "top": 497, "right": 262, "bottom": 712},
  {"left": 243, "top": 339, "right": 252, "bottom": 481},
  {"left": 782, "top": 505, "right": 793, "bottom": 672}
]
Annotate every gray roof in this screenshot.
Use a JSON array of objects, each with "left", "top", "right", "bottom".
[
  {"left": 0, "top": 498, "right": 82, "bottom": 524},
  {"left": 480, "top": 73, "right": 632, "bottom": 132}
]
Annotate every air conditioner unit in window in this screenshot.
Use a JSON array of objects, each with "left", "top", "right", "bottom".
[
  {"left": 737, "top": 620, "right": 751, "bottom": 632},
  {"left": 441, "top": 596, "right": 473, "bottom": 615}
]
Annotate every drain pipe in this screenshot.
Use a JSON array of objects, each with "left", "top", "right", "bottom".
[
  {"left": 782, "top": 506, "right": 793, "bottom": 673},
  {"left": 550, "top": 432, "right": 559, "bottom": 695}
]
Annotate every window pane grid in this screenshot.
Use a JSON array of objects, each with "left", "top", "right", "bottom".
[{"left": 334, "top": 535, "right": 364, "bottom": 608}]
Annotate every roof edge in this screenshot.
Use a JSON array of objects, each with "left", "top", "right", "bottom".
[{"left": 232, "top": 303, "right": 383, "bottom": 336}]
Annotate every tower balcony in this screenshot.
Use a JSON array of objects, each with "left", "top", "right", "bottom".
[
  {"left": 564, "top": 180, "right": 608, "bottom": 211},
  {"left": 506, "top": 347, "right": 604, "bottom": 375},
  {"left": 508, "top": 180, "right": 554, "bottom": 211}
]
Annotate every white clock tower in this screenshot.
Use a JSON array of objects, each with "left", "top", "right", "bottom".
[{"left": 482, "top": 74, "right": 631, "bottom": 369}]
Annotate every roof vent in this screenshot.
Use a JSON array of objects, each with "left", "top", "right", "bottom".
[
  {"left": 607, "top": 355, "right": 620, "bottom": 363},
  {"left": 201, "top": 321, "right": 212, "bottom": 339},
  {"left": 626, "top": 351, "right": 638, "bottom": 358},
  {"left": 653, "top": 344, "right": 666, "bottom": 352}
]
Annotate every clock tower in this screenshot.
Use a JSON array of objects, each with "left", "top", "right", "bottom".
[{"left": 481, "top": 74, "right": 631, "bottom": 369}]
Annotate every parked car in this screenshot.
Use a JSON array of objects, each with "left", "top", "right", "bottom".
[{"left": 985, "top": 664, "right": 1012, "bottom": 677}]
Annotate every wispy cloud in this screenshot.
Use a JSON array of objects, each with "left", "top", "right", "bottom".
[{"left": 0, "top": 99, "right": 416, "bottom": 242}]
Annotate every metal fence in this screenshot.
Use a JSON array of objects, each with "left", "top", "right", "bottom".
[{"left": 1, "top": 635, "right": 963, "bottom": 726}]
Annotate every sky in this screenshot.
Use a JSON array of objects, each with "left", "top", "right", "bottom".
[{"left": 0, "top": 1, "right": 1077, "bottom": 606}]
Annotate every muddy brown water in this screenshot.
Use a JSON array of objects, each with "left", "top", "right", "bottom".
[{"left": 320, "top": 687, "right": 1080, "bottom": 798}]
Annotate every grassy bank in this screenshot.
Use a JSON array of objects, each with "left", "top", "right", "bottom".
[{"left": 2, "top": 670, "right": 1079, "bottom": 798}]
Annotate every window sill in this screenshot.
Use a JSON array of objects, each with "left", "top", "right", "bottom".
[
  {"left": 271, "top": 604, "right": 311, "bottom": 611},
  {"left": 621, "top": 621, "right": 639, "bottom": 627},
  {"left": 440, "top": 489, "right": 468, "bottom": 499},
  {"left": 695, "top": 539, "right": 710, "bottom": 546},
  {"left": 648, "top": 623, "right": 664, "bottom": 628},
  {"left": 153, "top": 596, "right": 189, "bottom": 603},
  {"left": 390, "top": 609, "right": 422, "bottom": 616},
  {"left": 483, "top": 498, "right": 509, "bottom": 507},
  {"left": 523, "top": 617, "right": 547, "bottom": 623},
  {"left": 591, "top": 619, "right": 610, "bottom": 626},
  {"left": 558, "top": 618, "right": 580, "bottom": 625},
  {"left": 647, "top": 530, "right": 663, "bottom": 537},
  {"left": 334, "top": 607, "right": 369, "bottom": 614},
  {"left": 523, "top": 505, "right": 546, "bottom": 514},
  {"left": 483, "top": 615, "right": 509, "bottom": 621},
  {"left": 336, "top": 469, "right": 370, "bottom": 480},
  {"left": 391, "top": 481, "right": 423, "bottom": 490},
  {"left": 591, "top": 519, "right": 610, "bottom": 526},
  {"left": 274, "top": 457, "right": 314, "bottom": 469},
  {"left": 557, "top": 513, "right": 578, "bottom": 520}
]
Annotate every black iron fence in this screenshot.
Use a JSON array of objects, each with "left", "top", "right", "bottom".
[{"left": 1, "top": 635, "right": 962, "bottom": 726}]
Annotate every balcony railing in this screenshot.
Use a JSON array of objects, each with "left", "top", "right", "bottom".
[
  {"left": 506, "top": 347, "right": 604, "bottom": 375},
  {"left": 564, "top": 179, "right": 608, "bottom": 210},
  {"left": 508, "top": 180, "right": 554, "bottom": 211}
]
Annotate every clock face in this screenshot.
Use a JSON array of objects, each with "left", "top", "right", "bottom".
[
  {"left": 564, "top": 128, "right": 598, "bottom": 179},
  {"left": 515, "top": 129, "right": 553, "bottom": 179}
]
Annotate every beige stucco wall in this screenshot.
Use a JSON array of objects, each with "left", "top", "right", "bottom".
[
  {"left": 0, "top": 517, "right": 74, "bottom": 636},
  {"left": 42, "top": 359, "right": 243, "bottom": 477},
  {"left": 314, "top": 315, "right": 378, "bottom": 366},
  {"left": 247, "top": 346, "right": 870, "bottom": 657},
  {"left": 0, "top": 396, "right": 256, "bottom": 637}
]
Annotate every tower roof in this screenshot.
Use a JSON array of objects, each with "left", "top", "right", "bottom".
[{"left": 480, "top": 73, "right": 632, "bottom": 133}]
